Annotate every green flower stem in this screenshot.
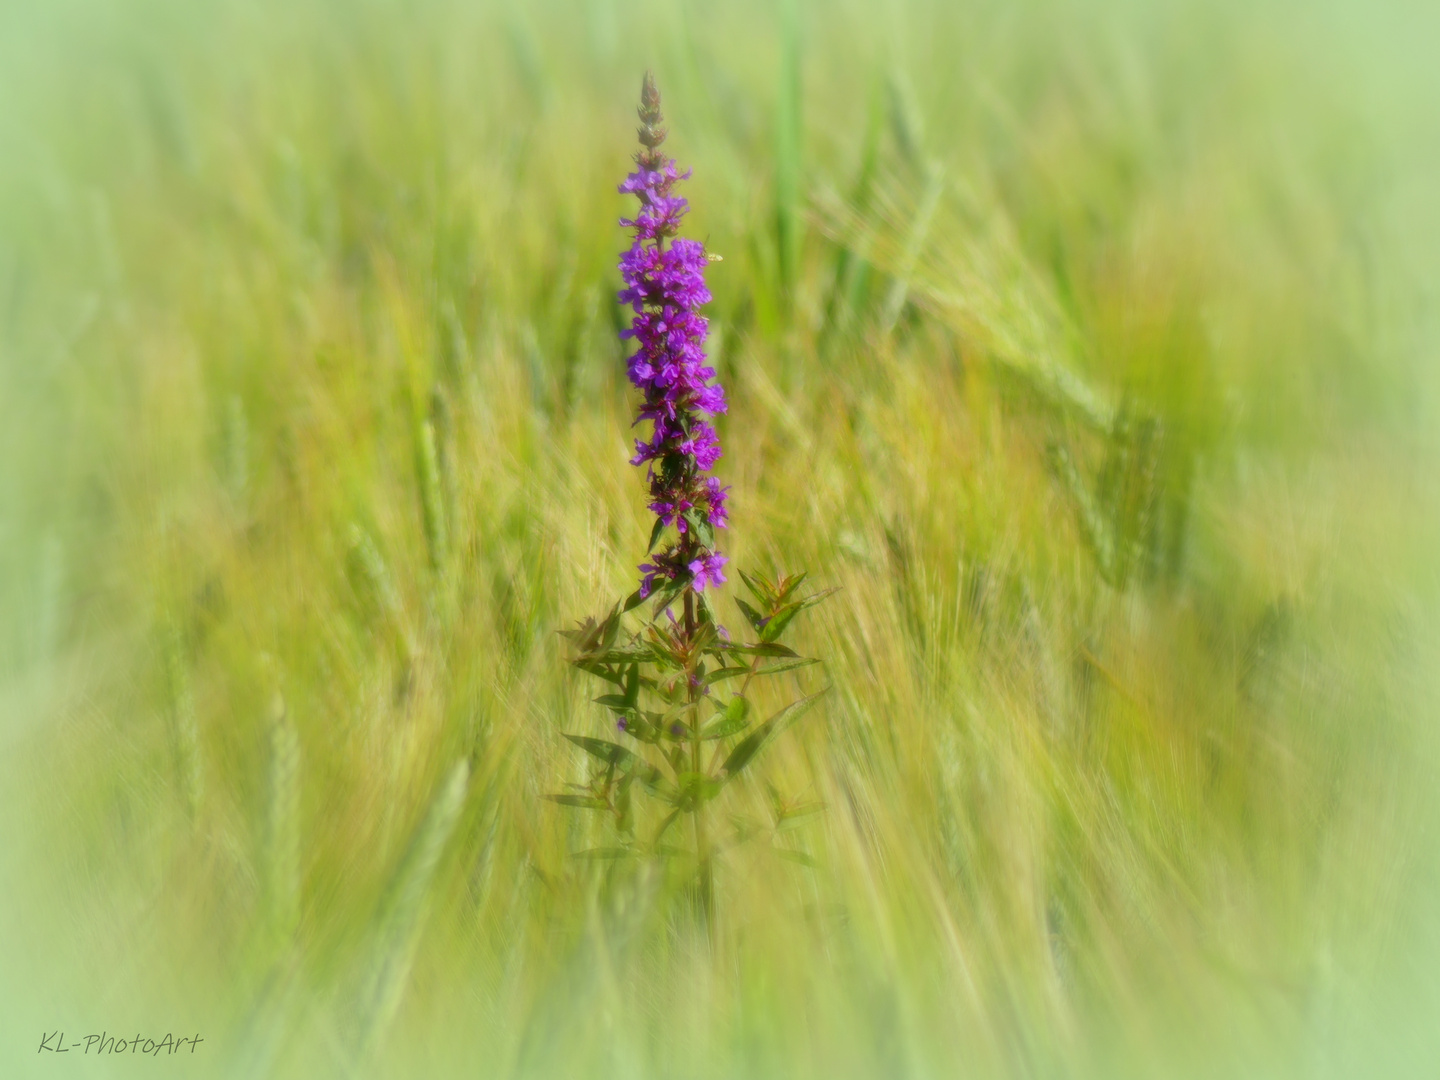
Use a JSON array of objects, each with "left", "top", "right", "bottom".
[{"left": 683, "top": 586, "right": 715, "bottom": 925}]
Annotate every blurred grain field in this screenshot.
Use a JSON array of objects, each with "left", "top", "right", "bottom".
[{"left": 2, "top": 0, "right": 1439, "bottom": 1077}]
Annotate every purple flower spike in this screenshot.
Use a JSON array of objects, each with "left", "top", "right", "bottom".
[{"left": 620, "top": 72, "right": 728, "bottom": 598}]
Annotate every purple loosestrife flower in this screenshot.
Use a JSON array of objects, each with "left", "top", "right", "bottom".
[
  {"left": 688, "top": 553, "right": 728, "bottom": 591},
  {"left": 550, "top": 74, "right": 836, "bottom": 919},
  {"left": 620, "top": 73, "right": 728, "bottom": 599}
]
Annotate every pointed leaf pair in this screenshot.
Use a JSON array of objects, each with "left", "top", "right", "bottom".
[
  {"left": 761, "top": 587, "right": 841, "bottom": 642},
  {"left": 773, "top": 571, "right": 810, "bottom": 605},
  {"left": 738, "top": 568, "right": 776, "bottom": 606},
  {"left": 741, "top": 568, "right": 809, "bottom": 609}
]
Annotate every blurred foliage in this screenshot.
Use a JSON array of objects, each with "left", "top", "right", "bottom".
[{"left": 1, "top": 0, "right": 1438, "bottom": 1077}]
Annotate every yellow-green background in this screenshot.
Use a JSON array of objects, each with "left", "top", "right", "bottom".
[{"left": 2, "top": 0, "right": 1438, "bottom": 1076}]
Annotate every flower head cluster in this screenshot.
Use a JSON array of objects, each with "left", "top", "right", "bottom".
[{"left": 620, "top": 74, "right": 728, "bottom": 598}]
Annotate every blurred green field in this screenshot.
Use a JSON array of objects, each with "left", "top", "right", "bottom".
[{"left": 2, "top": 0, "right": 1439, "bottom": 1077}]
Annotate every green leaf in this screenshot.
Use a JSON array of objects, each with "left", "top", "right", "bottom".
[
  {"left": 750, "top": 657, "right": 820, "bottom": 677},
  {"left": 599, "top": 606, "right": 623, "bottom": 652},
  {"left": 649, "top": 578, "right": 685, "bottom": 617},
  {"left": 719, "top": 689, "right": 829, "bottom": 782},
  {"left": 649, "top": 702, "right": 687, "bottom": 737},
  {"left": 638, "top": 708, "right": 670, "bottom": 728},
  {"left": 774, "top": 571, "right": 810, "bottom": 604},
  {"left": 695, "top": 589, "right": 719, "bottom": 627},
  {"left": 681, "top": 510, "right": 715, "bottom": 548},
  {"left": 734, "top": 597, "right": 766, "bottom": 634},
  {"left": 590, "top": 666, "right": 640, "bottom": 713},
  {"left": 757, "top": 589, "right": 838, "bottom": 642},
  {"left": 590, "top": 645, "right": 652, "bottom": 664},
  {"left": 643, "top": 630, "right": 686, "bottom": 670},
  {"left": 574, "top": 659, "right": 624, "bottom": 685},
  {"left": 690, "top": 621, "right": 719, "bottom": 654},
  {"left": 563, "top": 734, "right": 636, "bottom": 767},
  {"left": 622, "top": 717, "right": 658, "bottom": 743},
  {"left": 636, "top": 768, "right": 675, "bottom": 800},
  {"left": 545, "top": 794, "right": 609, "bottom": 810},
  {"left": 725, "top": 693, "right": 750, "bottom": 721},
  {"left": 701, "top": 695, "right": 751, "bottom": 739},
  {"left": 759, "top": 604, "right": 802, "bottom": 642},
  {"left": 718, "top": 641, "right": 800, "bottom": 658},
  {"left": 562, "top": 614, "right": 608, "bottom": 652},
  {"left": 796, "top": 586, "right": 842, "bottom": 610},
  {"left": 564, "top": 734, "right": 667, "bottom": 790},
  {"left": 650, "top": 674, "right": 683, "bottom": 704},
  {"left": 647, "top": 516, "right": 667, "bottom": 553},
  {"left": 719, "top": 732, "right": 767, "bottom": 783},
  {"left": 622, "top": 588, "right": 648, "bottom": 613},
  {"left": 676, "top": 771, "right": 723, "bottom": 808},
  {"left": 702, "top": 665, "right": 752, "bottom": 687},
  {"left": 738, "top": 569, "right": 772, "bottom": 606}
]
